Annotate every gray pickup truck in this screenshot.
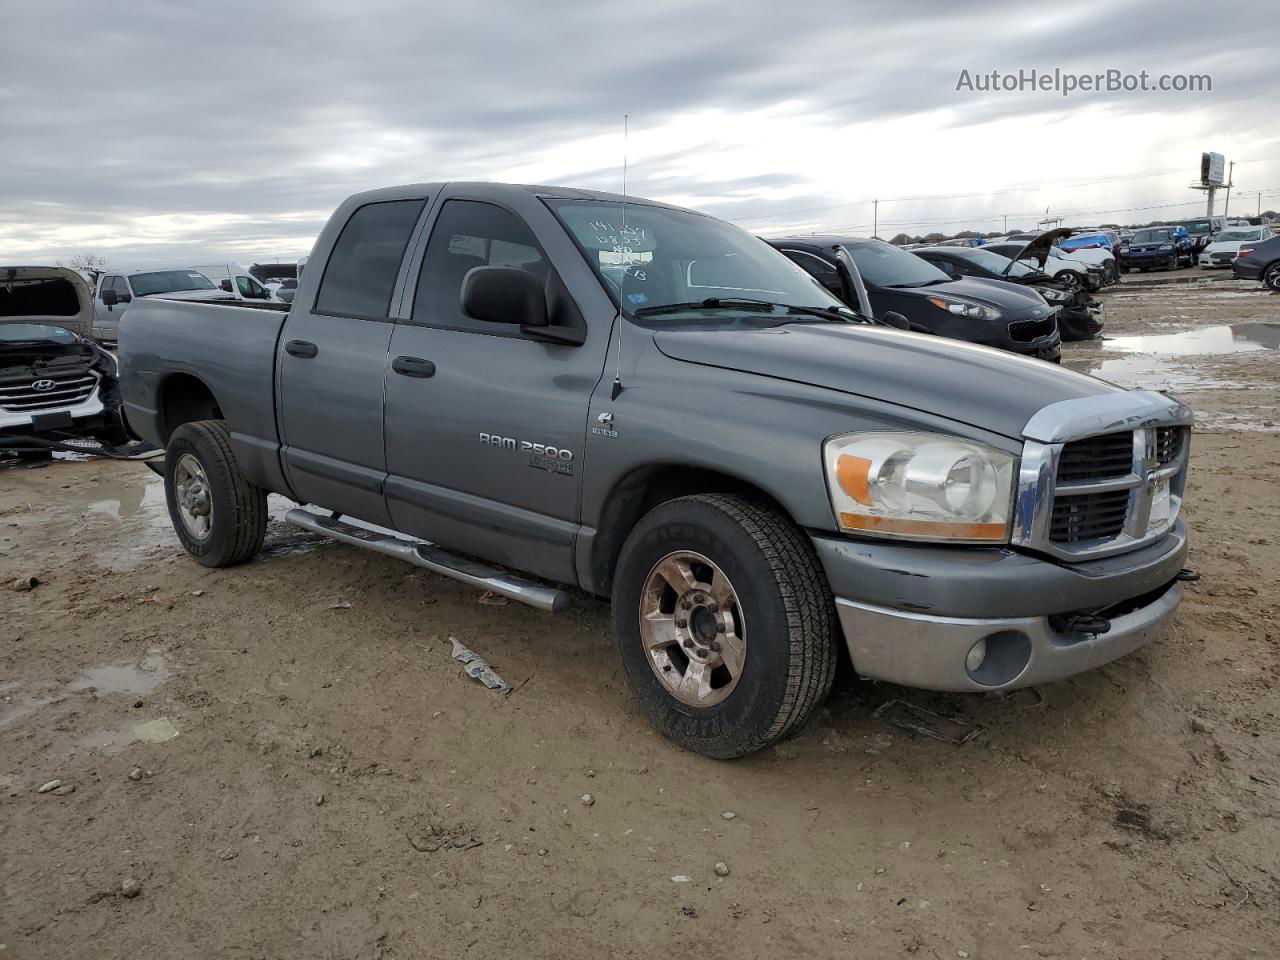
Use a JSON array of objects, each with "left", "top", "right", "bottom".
[{"left": 120, "top": 182, "right": 1193, "bottom": 758}]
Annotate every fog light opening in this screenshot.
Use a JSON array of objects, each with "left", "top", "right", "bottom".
[{"left": 965, "top": 630, "right": 1032, "bottom": 687}]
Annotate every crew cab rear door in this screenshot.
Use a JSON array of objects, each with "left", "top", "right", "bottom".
[
  {"left": 381, "top": 187, "right": 610, "bottom": 584},
  {"left": 276, "top": 192, "right": 428, "bottom": 526}
]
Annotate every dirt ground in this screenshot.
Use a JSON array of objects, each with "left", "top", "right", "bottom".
[{"left": 2, "top": 273, "right": 1278, "bottom": 960}]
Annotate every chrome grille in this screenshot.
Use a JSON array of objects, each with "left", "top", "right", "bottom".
[
  {"left": 1013, "top": 393, "right": 1192, "bottom": 562},
  {"left": 0, "top": 373, "right": 98, "bottom": 412}
]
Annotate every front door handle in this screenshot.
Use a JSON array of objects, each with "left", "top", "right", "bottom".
[
  {"left": 285, "top": 339, "right": 318, "bottom": 358},
  {"left": 392, "top": 356, "right": 436, "bottom": 378}
]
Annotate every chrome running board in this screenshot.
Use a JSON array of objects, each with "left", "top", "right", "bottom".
[{"left": 284, "top": 508, "right": 571, "bottom": 614}]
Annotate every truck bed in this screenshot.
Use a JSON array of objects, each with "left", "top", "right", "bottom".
[{"left": 118, "top": 297, "right": 292, "bottom": 493}]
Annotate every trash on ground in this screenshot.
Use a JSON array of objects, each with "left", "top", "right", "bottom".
[
  {"left": 873, "top": 699, "right": 981, "bottom": 745},
  {"left": 133, "top": 717, "right": 180, "bottom": 743},
  {"left": 330, "top": 597, "right": 352, "bottom": 609},
  {"left": 11, "top": 576, "right": 39, "bottom": 592},
  {"left": 36, "top": 779, "right": 63, "bottom": 793},
  {"left": 478, "top": 590, "right": 510, "bottom": 606},
  {"left": 671, "top": 875, "right": 691, "bottom": 883},
  {"left": 449, "top": 636, "right": 511, "bottom": 693}
]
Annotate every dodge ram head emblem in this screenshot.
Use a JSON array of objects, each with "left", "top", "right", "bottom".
[{"left": 31, "top": 379, "right": 56, "bottom": 392}]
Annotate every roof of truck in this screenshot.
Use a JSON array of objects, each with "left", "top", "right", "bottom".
[{"left": 344, "top": 181, "right": 699, "bottom": 215}]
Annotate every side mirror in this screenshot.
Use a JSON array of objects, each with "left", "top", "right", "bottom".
[
  {"left": 220, "top": 279, "right": 233, "bottom": 292},
  {"left": 880, "top": 311, "right": 910, "bottom": 330},
  {"left": 950, "top": 272, "right": 963, "bottom": 281},
  {"left": 119, "top": 293, "right": 132, "bottom": 304},
  {"left": 101, "top": 289, "right": 118, "bottom": 306},
  {"left": 461, "top": 266, "right": 548, "bottom": 328}
]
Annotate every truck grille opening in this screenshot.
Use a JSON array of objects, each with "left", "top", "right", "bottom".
[
  {"left": 1155, "top": 426, "right": 1184, "bottom": 466},
  {"left": 0, "top": 373, "right": 97, "bottom": 412},
  {"left": 1056, "top": 432, "right": 1134, "bottom": 483},
  {"left": 1049, "top": 489, "right": 1131, "bottom": 543},
  {"left": 1007, "top": 317, "right": 1057, "bottom": 343}
]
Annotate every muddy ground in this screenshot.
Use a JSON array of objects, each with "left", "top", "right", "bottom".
[{"left": 2, "top": 273, "right": 1278, "bottom": 959}]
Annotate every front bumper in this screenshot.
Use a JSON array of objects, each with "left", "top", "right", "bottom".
[
  {"left": 812, "top": 522, "right": 1187, "bottom": 692},
  {"left": 833, "top": 582, "right": 1180, "bottom": 692},
  {"left": 0, "top": 391, "right": 106, "bottom": 434}
]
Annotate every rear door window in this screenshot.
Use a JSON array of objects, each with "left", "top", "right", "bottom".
[{"left": 315, "top": 199, "right": 425, "bottom": 319}]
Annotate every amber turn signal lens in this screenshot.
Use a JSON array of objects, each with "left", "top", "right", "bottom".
[{"left": 836, "top": 454, "right": 873, "bottom": 505}]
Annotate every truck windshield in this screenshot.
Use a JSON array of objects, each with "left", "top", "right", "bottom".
[
  {"left": 1132, "top": 229, "right": 1173, "bottom": 243},
  {"left": 129, "top": 271, "right": 216, "bottom": 297},
  {"left": 546, "top": 199, "right": 845, "bottom": 319},
  {"left": 1179, "top": 220, "right": 1212, "bottom": 235}
]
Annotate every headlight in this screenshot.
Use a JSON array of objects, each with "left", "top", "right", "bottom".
[
  {"left": 1037, "top": 287, "right": 1067, "bottom": 304},
  {"left": 927, "top": 297, "right": 1002, "bottom": 322},
  {"left": 824, "top": 432, "right": 1017, "bottom": 543}
]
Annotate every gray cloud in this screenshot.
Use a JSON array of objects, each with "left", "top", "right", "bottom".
[{"left": 1, "top": 0, "right": 1275, "bottom": 266}]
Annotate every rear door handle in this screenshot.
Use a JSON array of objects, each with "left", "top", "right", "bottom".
[
  {"left": 392, "top": 356, "right": 436, "bottom": 378},
  {"left": 285, "top": 339, "right": 318, "bottom": 359}
]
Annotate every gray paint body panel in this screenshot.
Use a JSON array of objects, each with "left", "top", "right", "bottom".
[{"left": 120, "top": 182, "right": 1187, "bottom": 665}]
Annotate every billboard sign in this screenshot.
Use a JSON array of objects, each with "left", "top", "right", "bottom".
[{"left": 1200, "top": 152, "right": 1226, "bottom": 186}]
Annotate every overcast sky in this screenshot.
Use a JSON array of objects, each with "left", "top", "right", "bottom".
[{"left": 2, "top": 0, "right": 1276, "bottom": 269}]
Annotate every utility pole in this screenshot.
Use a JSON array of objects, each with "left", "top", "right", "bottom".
[
  {"left": 872, "top": 199, "right": 879, "bottom": 238},
  {"left": 1223, "top": 161, "right": 1235, "bottom": 217},
  {"left": 1259, "top": 192, "right": 1264, "bottom": 218},
  {"left": 1003, "top": 213, "right": 1008, "bottom": 233}
]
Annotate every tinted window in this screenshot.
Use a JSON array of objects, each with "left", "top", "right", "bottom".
[
  {"left": 413, "top": 200, "right": 547, "bottom": 330},
  {"left": 315, "top": 199, "right": 425, "bottom": 319},
  {"left": 842, "top": 241, "right": 950, "bottom": 288},
  {"left": 129, "top": 271, "right": 216, "bottom": 296},
  {"left": 782, "top": 250, "right": 840, "bottom": 288}
]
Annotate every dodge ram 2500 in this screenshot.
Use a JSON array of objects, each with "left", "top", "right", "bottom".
[{"left": 120, "top": 182, "right": 1194, "bottom": 758}]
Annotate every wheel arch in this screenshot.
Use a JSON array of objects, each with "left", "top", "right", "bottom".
[
  {"left": 584, "top": 463, "right": 796, "bottom": 597},
  {"left": 157, "top": 372, "right": 224, "bottom": 444}
]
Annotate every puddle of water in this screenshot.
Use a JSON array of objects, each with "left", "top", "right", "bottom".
[
  {"left": 1069, "top": 355, "right": 1254, "bottom": 393},
  {"left": 1102, "top": 323, "right": 1280, "bottom": 357},
  {"left": 2, "top": 467, "right": 315, "bottom": 571},
  {"left": 68, "top": 650, "right": 171, "bottom": 696}
]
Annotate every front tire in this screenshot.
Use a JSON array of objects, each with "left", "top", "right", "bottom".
[
  {"left": 611, "top": 494, "right": 838, "bottom": 759},
  {"left": 164, "top": 420, "right": 267, "bottom": 568},
  {"left": 1054, "top": 270, "right": 1079, "bottom": 290}
]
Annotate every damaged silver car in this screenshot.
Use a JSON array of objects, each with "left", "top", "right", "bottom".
[{"left": 1, "top": 266, "right": 129, "bottom": 452}]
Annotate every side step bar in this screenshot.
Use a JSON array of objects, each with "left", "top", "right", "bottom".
[{"left": 284, "top": 508, "right": 572, "bottom": 614}]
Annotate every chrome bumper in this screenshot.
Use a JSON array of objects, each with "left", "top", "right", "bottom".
[{"left": 835, "top": 581, "right": 1181, "bottom": 692}]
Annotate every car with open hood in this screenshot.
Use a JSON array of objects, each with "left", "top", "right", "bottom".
[
  {"left": 912, "top": 245, "right": 1103, "bottom": 341},
  {"left": 765, "top": 236, "right": 1061, "bottom": 361},
  {"left": 1, "top": 266, "right": 124, "bottom": 444},
  {"left": 981, "top": 231, "right": 1107, "bottom": 292}
]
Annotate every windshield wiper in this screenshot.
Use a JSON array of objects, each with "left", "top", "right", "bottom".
[{"left": 633, "top": 297, "right": 854, "bottom": 322}]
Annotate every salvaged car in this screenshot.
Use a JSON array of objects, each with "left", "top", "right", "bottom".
[
  {"left": 983, "top": 232, "right": 1108, "bottom": 291},
  {"left": 1, "top": 266, "right": 126, "bottom": 448},
  {"left": 1231, "top": 233, "right": 1280, "bottom": 291},
  {"left": 1126, "top": 226, "right": 1194, "bottom": 271},
  {"left": 120, "top": 182, "right": 1194, "bottom": 759},
  {"left": 912, "top": 245, "right": 1103, "bottom": 341},
  {"left": 765, "top": 236, "right": 1062, "bottom": 361}
]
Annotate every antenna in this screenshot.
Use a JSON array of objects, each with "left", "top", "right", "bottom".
[{"left": 611, "top": 114, "right": 629, "bottom": 400}]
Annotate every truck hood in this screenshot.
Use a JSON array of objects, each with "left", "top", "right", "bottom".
[
  {"left": 143, "top": 289, "right": 237, "bottom": 301},
  {"left": 0, "top": 266, "right": 93, "bottom": 338},
  {"left": 652, "top": 322, "right": 1120, "bottom": 440}
]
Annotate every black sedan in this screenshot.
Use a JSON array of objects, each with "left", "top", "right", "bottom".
[
  {"left": 1231, "top": 233, "right": 1280, "bottom": 291},
  {"left": 765, "top": 236, "right": 1062, "bottom": 361},
  {"left": 912, "top": 246, "right": 1103, "bottom": 341}
]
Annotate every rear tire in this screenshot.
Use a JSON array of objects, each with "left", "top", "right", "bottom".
[
  {"left": 164, "top": 420, "right": 267, "bottom": 568},
  {"left": 611, "top": 494, "right": 838, "bottom": 759},
  {"left": 1264, "top": 262, "right": 1280, "bottom": 292}
]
